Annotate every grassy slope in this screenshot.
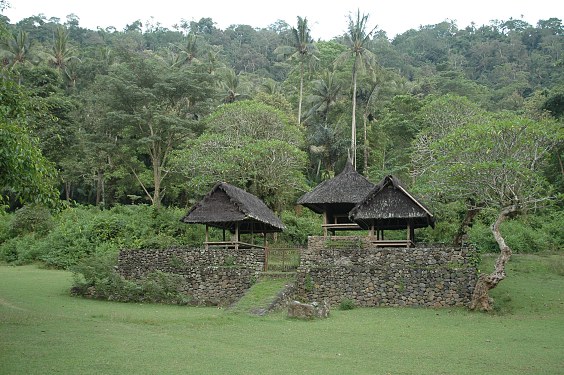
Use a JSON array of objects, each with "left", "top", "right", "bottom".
[
  {"left": 0, "top": 255, "right": 563, "bottom": 375},
  {"left": 230, "top": 275, "right": 294, "bottom": 314}
]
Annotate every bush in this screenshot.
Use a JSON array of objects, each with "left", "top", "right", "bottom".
[
  {"left": 71, "top": 254, "right": 190, "bottom": 305},
  {"left": 0, "top": 234, "right": 43, "bottom": 265},
  {"left": 339, "top": 298, "right": 356, "bottom": 311},
  {"left": 416, "top": 201, "right": 464, "bottom": 244},
  {"left": 468, "top": 223, "right": 498, "bottom": 253},
  {"left": 279, "top": 209, "right": 322, "bottom": 246},
  {"left": 468, "top": 210, "right": 564, "bottom": 253},
  {"left": 0, "top": 209, "right": 13, "bottom": 245},
  {"left": 9, "top": 205, "right": 54, "bottom": 237},
  {"left": 0, "top": 205, "right": 207, "bottom": 269}
]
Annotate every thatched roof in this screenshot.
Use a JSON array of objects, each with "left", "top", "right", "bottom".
[
  {"left": 349, "top": 175, "right": 435, "bottom": 230},
  {"left": 181, "top": 182, "right": 285, "bottom": 233},
  {"left": 297, "top": 160, "right": 375, "bottom": 214}
]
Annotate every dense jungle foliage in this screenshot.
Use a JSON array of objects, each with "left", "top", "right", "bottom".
[{"left": 1, "top": 8, "right": 563, "bottom": 268}]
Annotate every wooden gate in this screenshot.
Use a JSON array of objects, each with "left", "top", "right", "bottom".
[{"left": 264, "top": 247, "right": 302, "bottom": 272}]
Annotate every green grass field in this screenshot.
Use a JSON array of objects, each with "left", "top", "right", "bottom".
[{"left": 1, "top": 254, "right": 563, "bottom": 375}]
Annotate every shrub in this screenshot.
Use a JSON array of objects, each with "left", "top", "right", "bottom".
[
  {"left": 415, "top": 201, "right": 464, "bottom": 244},
  {"left": 141, "top": 271, "right": 190, "bottom": 304},
  {"left": 0, "top": 234, "right": 43, "bottom": 265},
  {"left": 0, "top": 208, "right": 12, "bottom": 245},
  {"left": 279, "top": 209, "right": 322, "bottom": 246},
  {"left": 468, "top": 223, "right": 498, "bottom": 253},
  {"left": 88, "top": 215, "right": 126, "bottom": 242},
  {"left": 9, "top": 205, "right": 54, "bottom": 237},
  {"left": 71, "top": 254, "right": 190, "bottom": 305},
  {"left": 0, "top": 205, "right": 207, "bottom": 269},
  {"left": 339, "top": 298, "right": 356, "bottom": 311},
  {"left": 468, "top": 211, "right": 564, "bottom": 253}
]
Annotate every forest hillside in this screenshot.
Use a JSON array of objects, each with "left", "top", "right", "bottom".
[{"left": 1, "top": 8, "right": 562, "bottom": 260}]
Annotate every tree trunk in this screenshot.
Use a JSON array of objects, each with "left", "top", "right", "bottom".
[
  {"left": 96, "top": 169, "right": 104, "bottom": 206},
  {"left": 351, "top": 61, "right": 358, "bottom": 170},
  {"left": 453, "top": 207, "right": 480, "bottom": 247},
  {"left": 64, "top": 181, "right": 71, "bottom": 201},
  {"left": 298, "top": 62, "right": 304, "bottom": 125},
  {"left": 469, "top": 204, "right": 517, "bottom": 311},
  {"left": 558, "top": 152, "right": 564, "bottom": 178},
  {"left": 363, "top": 113, "right": 368, "bottom": 175},
  {"left": 152, "top": 157, "right": 162, "bottom": 209}
]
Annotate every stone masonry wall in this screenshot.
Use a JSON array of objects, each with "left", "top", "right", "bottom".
[
  {"left": 117, "top": 247, "right": 264, "bottom": 306},
  {"left": 295, "top": 236, "right": 478, "bottom": 308}
]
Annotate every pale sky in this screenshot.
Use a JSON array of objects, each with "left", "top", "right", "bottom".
[{"left": 3, "top": 0, "right": 563, "bottom": 40}]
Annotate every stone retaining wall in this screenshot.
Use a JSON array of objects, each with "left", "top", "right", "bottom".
[
  {"left": 117, "top": 247, "right": 264, "bottom": 306},
  {"left": 295, "top": 236, "right": 478, "bottom": 308}
]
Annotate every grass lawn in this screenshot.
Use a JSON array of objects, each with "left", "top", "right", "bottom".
[{"left": 1, "top": 254, "right": 563, "bottom": 375}]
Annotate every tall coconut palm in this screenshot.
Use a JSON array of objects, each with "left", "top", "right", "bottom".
[
  {"left": 46, "top": 26, "right": 78, "bottom": 71},
  {"left": 357, "top": 72, "right": 381, "bottom": 174},
  {"left": 175, "top": 33, "right": 199, "bottom": 66},
  {"left": 274, "top": 16, "right": 318, "bottom": 125},
  {"left": 1, "top": 30, "right": 32, "bottom": 67},
  {"left": 336, "top": 10, "right": 377, "bottom": 169},
  {"left": 219, "top": 68, "right": 250, "bottom": 103},
  {"left": 305, "top": 69, "right": 342, "bottom": 122}
]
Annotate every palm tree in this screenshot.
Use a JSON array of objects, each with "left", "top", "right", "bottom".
[
  {"left": 336, "top": 10, "right": 377, "bottom": 169},
  {"left": 46, "top": 26, "right": 78, "bottom": 71},
  {"left": 261, "top": 78, "right": 282, "bottom": 95},
  {"left": 1, "top": 30, "right": 32, "bottom": 67},
  {"left": 202, "top": 45, "right": 223, "bottom": 74},
  {"left": 358, "top": 74, "right": 381, "bottom": 174},
  {"left": 274, "top": 16, "right": 318, "bottom": 125},
  {"left": 219, "top": 68, "right": 250, "bottom": 103},
  {"left": 305, "top": 69, "right": 342, "bottom": 122},
  {"left": 174, "top": 33, "right": 199, "bottom": 66}
]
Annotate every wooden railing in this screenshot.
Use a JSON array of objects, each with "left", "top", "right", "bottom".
[
  {"left": 367, "top": 239, "right": 415, "bottom": 248},
  {"left": 205, "top": 241, "right": 265, "bottom": 250},
  {"left": 321, "top": 223, "right": 362, "bottom": 236}
]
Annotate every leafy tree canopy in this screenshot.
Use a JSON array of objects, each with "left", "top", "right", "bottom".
[
  {"left": 0, "top": 76, "right": 59, "bottom": 207},
  {"left": 173, "top": 100, "right": 307, "bottom": 210}
]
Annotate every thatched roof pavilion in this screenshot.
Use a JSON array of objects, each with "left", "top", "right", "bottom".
[
  {"left": 349, "top": 175, "right": 434, "bottom": 247},
  {"left": 297, "top": 159, "right": 375, "bottom": 235},
  {"left": 181, "top": 182, "right": 284, "bottom": 249}
]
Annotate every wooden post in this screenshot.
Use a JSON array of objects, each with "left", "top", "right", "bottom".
[
  {"left": 205, "top": 225, "right": 209, "bottom": 250},
  {"left": 323, "top": 211, "right": 328, "bottom": 237},
  {"left": 233, "top": 223, "right": 239, "bottom": 251},
  {"left": 406, "top": 223, "right": 412, "bottom": 247},
  {"left": 369, "top": 222, "right": 375, "bottom": 237},
  {"left": 264, "top": 240, "right": 268, "bottom": 272}
]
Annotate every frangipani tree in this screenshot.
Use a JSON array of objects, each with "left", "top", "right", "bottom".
[{"left": 413, "top": 113, "right": 562, "bottom": 311}]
